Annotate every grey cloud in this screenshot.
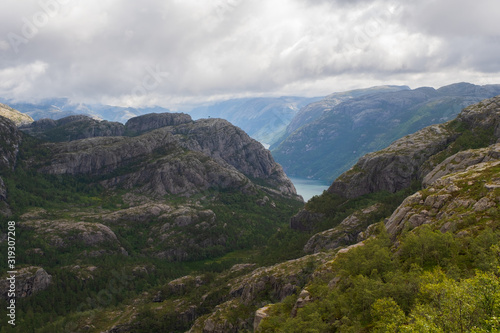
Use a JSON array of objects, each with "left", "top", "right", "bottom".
[{"left": 0, "top": 0, "right": 499, "bottom": 106}]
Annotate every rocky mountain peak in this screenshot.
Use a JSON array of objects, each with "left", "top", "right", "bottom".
[
  {"left": 125, "top": 112, "right": 193, "bottom": 136},
  {"left": 31, "top": 115, "right": 297, "bottom": 198}
]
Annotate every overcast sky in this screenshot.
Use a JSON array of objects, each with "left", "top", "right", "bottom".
[{"left": 1, "top": 0, "right": 500, "bottom": 109}]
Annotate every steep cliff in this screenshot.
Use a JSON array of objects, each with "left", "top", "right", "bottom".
[
  {"left": 0, "top": 116, "right": 23, "bottom": 214},
  {"left": 0, "top": 116, "right": 22, "bottom": 171},
  {"left": 329, "top": 95, "right": 500, "bottom": 199},
  {"left": 37, "top": 116, "right": 296, "bottom": 197},
  {"left": 0, "top": 267, "right": 52, "bottom": 299}
]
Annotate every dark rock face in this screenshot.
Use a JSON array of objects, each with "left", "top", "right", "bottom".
[
  {"left": 101, "top": 150, "right": 250, "bottom": 197},
  {"left": 0, "top": 117, "right": 17, "bottom": 205},
  {"left": 290, "top": 209, "right": 325, "bottom": 231},
  {"left": 0, "top": 177, "right": 6, "bottom": 201},
  {"left": 328, "top": 125, "right": 455, "bottom": 198},
  {"left": 125, "top": 112, "right": 192, "bottom": 135},
  {"left": 0, "top": 116, "right": 22, "bottom": 171}
]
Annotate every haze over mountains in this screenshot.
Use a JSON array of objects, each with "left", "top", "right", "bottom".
[
  {"left": 5, "top": 82, "right": 500, "bottom": 186},
  {"left": 187, "top": 96, "right": 321, "bottom": 148}
]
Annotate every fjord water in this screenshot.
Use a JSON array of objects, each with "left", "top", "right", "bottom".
[{"left": 289, "top": 177, "right": 330, "bottom": 201}]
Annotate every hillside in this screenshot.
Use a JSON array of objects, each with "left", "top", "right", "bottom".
[
  {"left": 273, "top": 82, "right": 500, "bottom": 181},
  {"left": 0, "top": 109, "right": 304, "bottom": 332},
  {"left": 101, "top": 95, "right": 499, "bottom": 333},
  {"left": 282, "top": 85, "right": 410, "bottom": 138},
  {"left": 0, "top": 103, "right": 33, "bottom": 126},
  {"left": 1, "top": 95, "right": 500, "bottom": 332}
]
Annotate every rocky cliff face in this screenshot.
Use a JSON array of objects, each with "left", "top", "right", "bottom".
[
  {"left": 328, "top": 124, "right": 455, "bottom": 198},
  {"left": 187, "top": 253, "right": 328, "bottom": 332},
  {"left": 386, "top": 147, "right": 500, "bottom": 238},
  {"left": 37, "top": 116, "right": 297, "bottom": 197},
  {"left": 329, "top": 95, "right": 500, "bottom": 199},
  {"left": 0, "top": 116, "right": 22, "bottom": 213},
  {"left": 188, "top": 96, "right": 319, "bottom": 148},
  {"left": 290, "top": 209, "right": 325, "bottom": 232},
  {"left": 0, "top": 116, "right": 22, "bottom": 171},
  {"left": 125, "top": 112, "right": 193, "bottom": 135},
  {"left": 0, "top": 176, "right": 6, "bottom": 202},
  {"left": 303, "top": 204, "right": 382, "bottom": 254}
]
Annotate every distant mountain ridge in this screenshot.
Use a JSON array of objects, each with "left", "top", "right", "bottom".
[
  {"left": 272, "top": 82, "right": 500, "bottom": 181},
  {"left": 187, "top": 96, "right": 322, "bottom": 147},
  {"left": 282, "top": 85, "right": 410, "bottom": 138},
  {"left": 5, "top": 82, "right": 500, "bottom": 185},
  {"left": 2, "top": 96, "right": 321, "bottom": 148},
  {"left": 0, "top": 97, "right": 170, "bottom": 123}
]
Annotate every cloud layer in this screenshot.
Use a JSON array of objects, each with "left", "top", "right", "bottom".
[{"left": 1, "top": 0, "right": 500, "bottom": 108}]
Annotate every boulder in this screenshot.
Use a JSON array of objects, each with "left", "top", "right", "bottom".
[{"left": 0, "top": 267, "right": 52, "bottom": 299}]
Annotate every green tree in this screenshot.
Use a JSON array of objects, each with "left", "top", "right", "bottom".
[{"left": 371, "top": 297, "right": 406, "bottom": 332}]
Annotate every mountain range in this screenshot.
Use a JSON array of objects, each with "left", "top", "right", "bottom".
[
  {"left": 272, "top": 82, "right": 500, "bottom": 181},
  {"left": 0, "top": 89, "right": 500, "bottom": 332},
  {"left": 7, "top": 82, "right": 499, "bottom": 184}
]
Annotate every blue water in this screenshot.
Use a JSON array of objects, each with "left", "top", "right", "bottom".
[{"left": 289, "top": 177, "right": 330, "bottom": 201}]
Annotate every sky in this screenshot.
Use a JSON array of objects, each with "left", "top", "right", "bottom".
[{"left": 1, "top": 0, "right": 500, "bottom": 109}]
